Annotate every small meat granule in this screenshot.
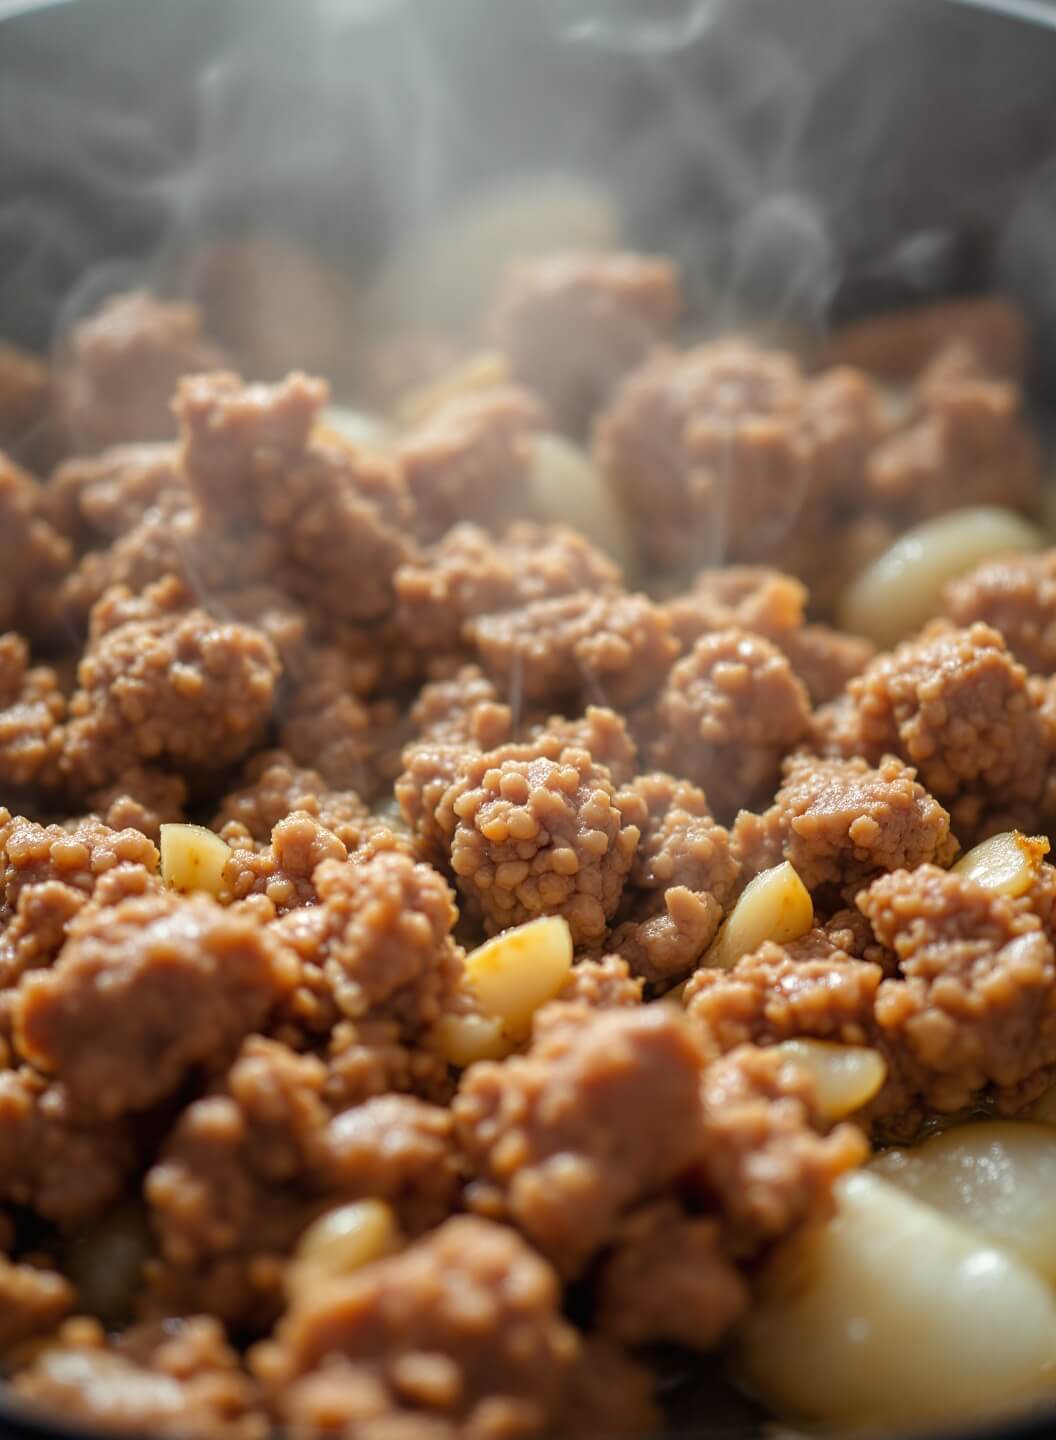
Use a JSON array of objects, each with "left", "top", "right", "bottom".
[
  {"left": 529, "top": 705, "right": 639, "bottom": 786},
  {"left": 862, "top": 864, "right": 1056, "bottom": 1112},
  {"left": 258, "top": 1217, "right": 582, "bottom": 1440},
  {"left": 0, "top": 1067, "right": 133, "bottom": 1226},
  {"left": 15, "top": 891, "right": 298, "bottom": 1121},
  {"left": 0, "top": 634, "right": 65, "bottom": 792},
  {"left": 619, "top": 771, "right": 740, "bottom": 905},
  {"left": 322, "top": 1018, "right": 453, "bottom": 1112},
  {"left": 489, "top": 250, "right": 680, "bottom": 435},
  {"left": 271, "top": 852, "right": 462, "bottom": 1037},
  {"left": 0, "top": 881, "right": 87, "bottom": 991},
  {"left": 395, "top": 520, "right": 621, "bottom": 656},
  {"left": 11, "top": 1317, "right": 265, "bottom": 1440},
  {"left": 407, "top": 666, "right": 513, "bottom": 751},
  {"left": 0, "top": 453, "right": 72, "bottom": 639},
  {"left": 279, "top": 647, "right": 401, "bottom": 800},
  {"left": 865, "top": 367, "right": 1039, "bottom": 523},
  {"left": 454, "top": 1005, "right": 706, "bottom": 1276},
  {"left": 738, "top": 753, "right": 958, "bottom": 895},
  {"left": 470, "top": 589, "right": 677, "bottom": 710},
  {"left": 222, "top": 812, "right": 349, "bottom": 914},
  {"left": 0, "top": 810, "right": 159, "bottom": 920},
  {"left": 0, "top": 1254, "right": 74, "bottom": 1352},
  {"left": 944, "top": 549, "right": 1056, "bottom": 677},
  {"left": 663, "top": 565, "right": 807, "bottom": 650},
  {"left": 822, "top": 296, "right": 1027, "bottom": 382},
  {"left": 176, "top": 370, "right": 415, "bottom": 624},
  {"left": 843, "top": 621, "right": 1047, "bottom": 804},
  {"left": 595, "top": 1200, "right": 748, "bottom": 1351},
  {"left": 548, "top": 954, "right": 643, "bottom": 1014},
  {"left": 397, "top": 384, "right": 544, "bottom": 544},
  {"left": 777, "top": 623, "right": 876, "bottom": 707},
  {"left": 62, "top": 581, "right": 281, "bottom": 791},
  {"left": 55, "top": 290, "right": 226, "bottom": 454},
  {"left": 87, "top": 767, "right": 188, "bottom": 844},
  {"left": 688, "top": 1043, "right": 868, "bottom": 1254},
  {"left": 47, "top": 443, "right": 185, "bottom": 552},
  {"left": 213, "top": 750, "right": 367, "bottom": 849},
  {"left": 609, "top": 886, "right": 724, "bottom": 989},
  {"left": 439, "top": 743, "right": 640, "bottom": 945},
  {"left": 646, "top": 628, "right": 810, "bottom": 822}
]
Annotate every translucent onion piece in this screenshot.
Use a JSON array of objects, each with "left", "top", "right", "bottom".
[
  {"left": 777, "top": 1039, "right": 887, "bottom": 1122},
  {"left": 704, "top": 862, "right": 812, "bottom": 971},
  {"left": 463, "top": 915, "right": 573, "bottom": 1041},
  {"left": 952, "top": 830, "right": 1049, "bottom": 897},
  {"left": 530, "top": 433, "right": 637, "bottom": 574}
]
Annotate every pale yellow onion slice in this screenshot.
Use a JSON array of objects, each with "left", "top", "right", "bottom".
[
  {"left": 952, "top": 830, "right": 1049, "bottom": 897},
  {"left": 159, "top": 823, "right": 231, "bottom": 897},
  {"left": 838, "top": 506, "right": 1043, "bottom": 648},
  {"left": 872, "top": 1121, "right": 1056, "bottom": 1283},
  {"left": 529, "top": 433, "right": 638, "bottom": 575},
  {"left": 463, "top": 915, "right": 573, "bottom": 1042},
  {"left": 739, "top": 1170, "right": 1056, "bottom": 1432},
  {"left": 287, "top": 1200, "right": 399, "bottom": 1300},
  {"left": 704, "top": 862, "right": 813, "bottom": 971},
  {"left": 319, "top": 407, "right": 393, "bottom": 455},
  {"left": 776, "top": 1039, "right": 887, "bottom": 1122}
]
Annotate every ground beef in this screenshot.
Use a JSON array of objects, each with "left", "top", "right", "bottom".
[
  {"left": 176, "top": 370, "right": 415, "bottom": 624},
  {"left": 436, "top": 742, "right": 640, "bottom": 946},
  {"left": 321, "top": 1018, "right": 453, "bottom": 1112},
  {"left": 454, "top": 1005, "right": 706, "bottom": 1276},
  {"left": 619, "top": 772, "right": 740, "bottom": 905},
  {"left": 663, "top": 566, "right": 808, "bottom": 650},
  {"left": 0, "top": 633, "right": 65, "bottom": 792},
  {"left": 778, "top": 623, "right": 876, "bottom": 707},
  {"left": 530, "top": 707, "right": 639, "bottom": 786},
  {"left": 645, "top": 628, "right": 811, "bottom": 822},
  {"left": 48, "top": 443, "right": 185, "bottom": 552},
  {"left": 822, "top": 296, "right": 1027, "bottom": 382},
  {"left": 609, "top": 886, "right": 724, "bottom": 988},
  {"left": 396, "top": 385, "right": 543, "bottom": 544},
  {"left": 271, "top": 853, "right": 462, "bottom": 1037},
  {"left": 214, "top": 751, "right": 367, "bottom": 849},
  {"left": 15, "top": 891, "right": 298, "bottom": 1121},
  {"left": 865, "top": 364, "right": 1039, "bottom": 523},
  {"left": 0, "top": 810, "right": 159, "bottom": 921},
  {"left": 87, "top": 767, "right": 188, "bottom": 844},
  {"left": 734, "top": 753, "right": 958, "bottom": 895},
  {"left": 62, "top": 578, "right": 281, "bottom": 792},
  {"left": 279, "top": 646, "right": 402, "bottom": 800},
  {"left": 0, "top": 1067, "right": 133, "bottom": 1226},
  {"left": 594, "top": 1200, "right": 748, "bottom": 1351},
  {"left": 826, "top": 622, "right": 1046, "bottom": 810},
  {"left": 0, "top": 1254, "right": 74, "bottom": 1353},
  {"left": 395, "top": 520, "right": 621, "bottom": 657},
  {"left": 0, "top": 453, "right": 72, "bottom": 639},
  {"left": 548, "top": 954, "right": 643, "bottom": 1014},
  {"left": 407, "top": 667, "right": 514, "bottom": 751},
  {"left": 0, "top": 881, "right": 87, "bottom": 991},
  {"left": 257, "top": 1216, "right": 590, "bottom": 1440},
  {"left": 55, "top": 290, "right": 226, "bottom": 454},
  {"left": 11, "top": 1317, "right": 265, "bottom": 1440},
  {"left": 687, "top": 1043, "right": 868, "bottom": 1255},
  {"left": 222, "top": 813, "right": 349, "bottom": 914},
  {"left": 470, "top": 590, "right": 677, "bottom": 710},
  {"left": 488, "top": 250, "right": 680, "bottom": 435},
  {"left": 861, "top": 864, "right": 1056, "bottom": 1112},
  {"left": 0, "top": 341, "right": 54, "bottom": 469},
  {"left": 944, "top": 549, "right": 1056, "bottom": 677}
]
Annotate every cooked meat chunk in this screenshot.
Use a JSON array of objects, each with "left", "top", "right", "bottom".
[
  {"left": 87, "top": 767, "right": 188, "bottom": 844},
  {"left": 213, "top": 751, "right": 367, "bottom": 849},
  {"left": 470, "top": 590, "right": 677, "bottom": 709},
  {"left": 272, "top": 853, "right": 462, "bottom": 1036},
  {"left": 321, "top": 1018, "right": 453, "bottom": 1112},
  {"left": 610, "top": 886, "right": 724, "bottom": 988},
  {"left": 15, "top": 891, "right": 298, "bottom": 1120},
  {"left": 548, "top": 954, "right": 643, "bottom": 1014},
  {"left": 0, "top": 634, "right": 65, "bottom": 792},
  {"left": 532, "top": 706, "right": 639, "bottom": 786},
  {"left": 861, "top": 864, "right": 1056, "bottom": 1112},
  {"left": 688, "top": 1043, "right": 868, "bottom": 1254},
  {"left": 0, "top": 1255, "right": 74, "bottom": 1353},
  {"left": 454, "top": 1005, "right": 706, "bottom": 1276},
  {"left": 595, "top": 1201, "right": 748, "bottom": 1351},
  {"left": 646, "top": 628, "right": 810, "bottom": 821},
  {"left": 56, "top": 290, "right": 226, "bottom": 454},
  {"left": 663, "top": 565, "right": 807, "bottom": 650},
  {"left": 822, "top": 296, "right": 1027, "bottom": 382},
  {"left": 778, "top": 623, "right": 875, "bottom": 707},
  {"left": 735, "top": 753, "right": 958, "bottom": 894},
  {"left": 0, "top": 810, "right": 158, "bottom": 920},
  {"left": 827, "top": 622, "right": 1046, "bottom": 808},
  {"left": 63, "top": 578, "right": 280, "bottom": 791},
  {"left": 489, "top": 250, "right": 680, "bottom": 434},
  {"left": 407, "top": 667, "right": 514, "bottom": 750},
  {"left": 48, "top": 443, "right": 185, "bottom": 551},
  {"left": 944, "top": 549, "right": 1056, "bottom": 676},
  {"left": 0, "top": 453, "right": 71, "bottom": 638},
  {"left": 397, "top": 384, "right": 543, "bottom": 543},
  {"left": 12, "top": 1318, "right": 265, "bottom": 1440},
  {"left": 620, "top": 771, "right": 740, "bottom": 904},
  {"left": 437, "top": 742, "right": 639, "bottom": 945},
  {"left": 222, "top": 812, "right": 348, "bottom": 914},
  {"left": 258, "top": 1217, "right": 591, "bottom": 1440},
  {"left": 176, "top": 370, "right": 415, "bottom": 623},
  {"left": 279, "top": 645, "right": 402, "bottom": 800},
  {"left": 395, "top": 520, "right": 621, "bottom": 655},
  {"left": 0, "top": 881, "right": 88, "bottom": 991}
]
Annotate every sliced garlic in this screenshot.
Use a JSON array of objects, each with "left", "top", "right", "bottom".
[
  {"left": 287, "top": 1200, "right": 399, "bottom": 1300},
  {"left": 777, "top": 1039, "right": 887, "bottom": 1122},
  {"left": 952, "top": 830, "right": 1049, "bottom": 897},
  {"left": 872, "top": 1121, "right": 1056, "bottom": 1283},
  {"left": 838, "top": 506, "right": 1043, "bottom": 648},
  {"left": 429, "top": 1011, "right": 512, "bottom": 1069},
  {"left": 704, "top": 862, "right": 813, "bottom": 971},
  {"left": 463, "top": 915, "right": 573, "bottom": 1042},
  {"left": 739, "top": 1170, "right": 1056, "bottom": 1432},
  {"left": 159, "top": 823, "right": 231, "bottom": 897},
  {"left": 530, "top": 433, "right": 637, "bottom": 575}
]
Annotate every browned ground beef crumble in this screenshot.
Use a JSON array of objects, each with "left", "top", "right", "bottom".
[{"left": 0, "top": 268, "right": 1054, "bottom": 1438}]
